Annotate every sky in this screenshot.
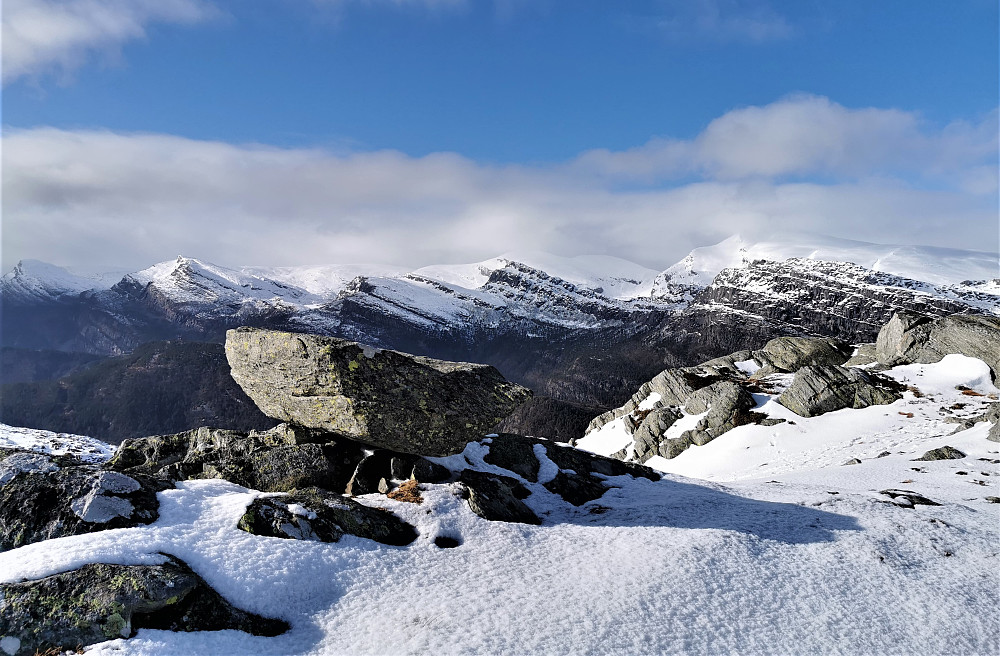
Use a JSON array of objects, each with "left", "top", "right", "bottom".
[{"left": 1, "top": 0, "right": 998, "bottom": 273}]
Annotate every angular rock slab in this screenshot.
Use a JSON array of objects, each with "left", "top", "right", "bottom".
[
  {"left": 226, "top": 328, "right": 532, "bottom": 456},
  {"left": 876, "top": 312, "right": 1000, "bottom": 379},
  {"left": 752, "top": 336, "right": 852, "bottom": 375},
  {"left": 777, "top": 365, "right": 903, "bottom": 418},
  {"left": 0, "top": 556, "right": 287, "bottom": 655}
]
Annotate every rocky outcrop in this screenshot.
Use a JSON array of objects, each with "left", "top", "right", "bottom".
[
  {"left": 238, "top": 487, "right": 417, "bottom": 546},
  {"left": 225, "top": 328, "right": 532, "bottom": 456},
  {"left": 459, "top": 469, "right": 540, "bottom": 525},
  {"left": 752, "top": 336, "right": 852, "bottom": 375},
  {"left": 0, "top": 450, "right": 163, "bottom": 551},
  {"left": 876, "top": 312, "right": 1000, "bottom": 379},
  {"left": 777, "top": 366, "right": 903, "bottom": 417},
  {"left": 0, "top": 556, "right": 287, "bottom": 655},
  {"left": 914, "top": 446, "right": 966, "bottom": 461}
]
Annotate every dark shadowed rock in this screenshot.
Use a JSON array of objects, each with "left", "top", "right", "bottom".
[
  {"left": 346, "top": 451, "right": 394, "bottom": 496},
  {"left": 225, "top": 327, "right": 532, "bottom": 456},
  {"left": 459, "top": 469, "right": 540, "bottom": 525},
  {"left": 777, "top": 365, "right": 904, "bottom": 417},
  {"left": 543, "top": 471, "right": 610, "bottom": 506},
  {"left": 752, "top": 336, "right": 853, "bottom": 375},
  {"left": 879, "top": 489, "right": 941, "bottom": 508},
  {"left": 107, "top": 426, "right": 368, "bottom": 494},
  {"left": 914, "top": 446, "right": 966, "bottom": 461},
  {"left": 0, "top": 556, "right": 287, "bottom": 655},
  {"left": 237, "top": 487, "right": 417, "bottom": 546},
  {"left": 876, "top": 312, "right": 1000, "bottom": 379},
  {"left": 0, "top": 452, "right": 163, "bottom": 551},
  {"left": 483, "top": 433, "right": 541, "bottom": 482}
]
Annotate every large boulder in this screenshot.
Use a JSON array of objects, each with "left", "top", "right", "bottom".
[
  {"left": 0, "top": 451, "right": 163, "bottom": 551},
  {"left": 777, "top": 365, "right": 904, "bottom": 417},
  {"left": 225, "top": 328, "right": 531, "bottom": 456},
  {"left": 752, "top": 336, "right": 853, "bottom": 375},
  {"left": 237, "top": 487, "right": 417, "bottom": 546},
  {"left": 0, "top": 557, "right": 287, "bottom": 655},
  {"left": 876, "top": 313, "right": 1000, "bottom": 379}
]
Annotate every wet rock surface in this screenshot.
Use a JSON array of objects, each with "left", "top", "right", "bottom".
[
  {"left": 225, "top": 327, "right": 532, "bottom": 456},
  {"left": 0, "top": 556, "right": 287, "bottom": 656}
]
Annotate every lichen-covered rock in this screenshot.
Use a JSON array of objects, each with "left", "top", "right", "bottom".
[
  {"left": 777, "top": 365, "right": 904, "bottom": 418},
  {"left": 237, "top": 487, "right": 417, "bottom": 546},
  {"left": 876, "top": 312, "right": 1000, "bottom": 379},
  {"left": 459, "top": 470, "right": 540, "bottom": 525},
  {"left": 0, "top": 455, "right": 163, "bottom": 551},
  {"left": 483, "top": 434, "right": 541, "bottom": 482},
  {"left": 225, "top": 327, "right": 532, "bottom": 456},
  {"left": 752, "top": 336, "right": 853, "bottom": 375},
  {"left": 914, "top": 446, "right": 966, "bottom": 461},
  {"left": 0, "top": 556, "right": 287, "bottom": 655}
]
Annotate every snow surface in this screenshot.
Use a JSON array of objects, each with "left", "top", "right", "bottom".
[
  {"left": 0, "top": 355, "right": 997, "bottom": 655},
  {"left": 0, "top": 423, "right": 114, "bottom": 463}
]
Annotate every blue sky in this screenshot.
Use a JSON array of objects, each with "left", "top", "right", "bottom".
[{"left": 2, "top": 0, "right": 998, "bottom": 271}]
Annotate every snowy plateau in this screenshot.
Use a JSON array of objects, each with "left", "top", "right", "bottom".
[{"left": 0, "top": 234, "right": 998, "bottom": 656}]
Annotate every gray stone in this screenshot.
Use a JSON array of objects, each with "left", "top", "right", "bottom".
[
  {"left": 879, "top": 489, "right": 941, "bottom": 507},
  {"left": 346, "top": 451, "right": 394, "bottom": 496},
  {"left": 631, "top": 407, "right": 682, "bottom": 463},
  {"left": 459, "top": 470, "right": 540, "bottom": 525},
  {"left": 914, "top": 446, "right": 966, "bottom": 461},
  {"left": 876, "top": 312, "right": 1000, "bottom": 379},
  {"left": 0, "top": 556, "right": 287, "bottom": 655},
  {"left": 677, "top": 380, "right": 759, "bottom": 449},
  {"left": 842, "top": 458, "right": 862, "bottom": 466},
  {"left": 226, "top": 327, "right": 532, "bottom": 456},
  {"left": 844, "top": 343, "right": 878, "bottom": 367},
  {"left": 777, "top": 365, "right": 904, "bottom": 418},
  {"left": 752, "top": 336, "right": 853, "bottom": 376},
  {"left": 237, "top": 487, "right": 417, "bottom": 546},
  {"left": 543, "top": 471, "right": 610, "bottom": 506}
]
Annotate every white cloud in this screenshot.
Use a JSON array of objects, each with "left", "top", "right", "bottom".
[
  {"left": 655, "top": 0, "right": 793, "bottom": 44},
  {"left": 575, "top": 95, "right": 999, "bottom": 184},
  {"left": 2, "top": 97, "right": 997, "bottom": 273},
  {"left": 1, "top": 0, "right": 217, "bottom": 84}
]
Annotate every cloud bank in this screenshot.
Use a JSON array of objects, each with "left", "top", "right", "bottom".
[{"left": 3, "top": 96, "right": 997, "bottom": 272}]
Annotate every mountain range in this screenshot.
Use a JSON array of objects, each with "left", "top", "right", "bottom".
[{"left": 2, "top": 233, "right": 997, "bottom": 441}]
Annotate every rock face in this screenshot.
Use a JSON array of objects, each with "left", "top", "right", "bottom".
[
  {"left": 752, "top": 336, "right": 852, "bottom": 375},
  {"left": 0, "top": 450, "right": 163, "bottom": 551},
  {"left": 777, "top": 366, "right": 903, "bottom": 418},
  {"left": 876, "top": 312, "right": 1000, "bottom": 379},
  {"left": 238, "top": 487, "right": 417, "bottom": 546},
  {"left": 914, "top": 446, "right": 966, "bottom": 461},
  {"left": 459, "top": 469, "right": 540, "bottom": 525},
  {"left": 225, "top": 327, "right": 532, "bottom": 456},
  {"left": 0, "top": 556, "right": 287, "bottom": 655}
]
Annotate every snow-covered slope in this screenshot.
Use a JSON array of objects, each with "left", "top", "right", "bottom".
[
  {"left": 655, "top": 233, "right": 999, "bottom": 292},
  {"left": 0, "top": 351, "right": 996, "bottom": 655},
  {"left": 0, "top": 424, "right": 114, "bottom": 463},
  {"left": 0, "top": 260, "right": 117, "bottom": 302}
]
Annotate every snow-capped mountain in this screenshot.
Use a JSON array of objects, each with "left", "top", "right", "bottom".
[{"left": 3, "top": 234, "right": 996, "bottom": 408}]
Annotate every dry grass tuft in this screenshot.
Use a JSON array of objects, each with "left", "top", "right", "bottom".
[
  {"left": 906, "top": 385, "right": 924, "bottom": 398},
  {"left": 960, "top": 389, "right": 985, "bottom": 397},
  {"left": 387, "top": 479, "right": 423, "bottom": 504},
  {"left": 898, "top": 412, "right": 914, "bottom": 418}
]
